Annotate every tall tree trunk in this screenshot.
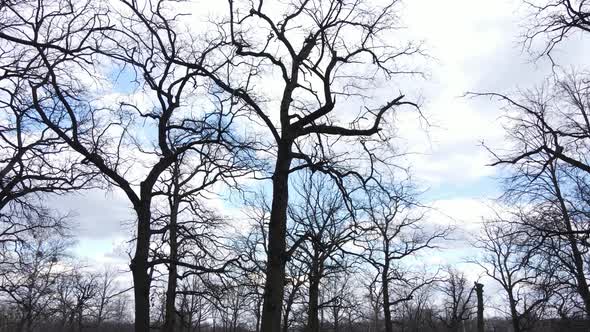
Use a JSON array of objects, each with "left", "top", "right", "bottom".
[
  {"left": 163, "top": 192, "right": 180, "bottom": 332},
  {"left": 255, "top": 296, "right": 262, "bottom": 332},
  {"left": 382, "top": 261, "right": 393, "bottom": 332},
  {"left": 333, "top": 305, "right": 340, "bottom": 332},
  {"left": 508, "top": 294, "right": 521, "bottom": 332},
  {"left": 282, "top": 278, "right": 303, "bottom": 332},
  {"left": 76, "top": 306, "right": 83, "bottom": 332},
  {"left": 131, "top": 204, "right": 152, "bottom": 332},
  {"left": 550, "top": 166, "right": 590, "bottom": 316},
  {"left": 348, "top": 310, "right": 353, "bottom": 332},
  {"left": 306, "top": 258, "right": 320, "bottom": 332},
  {"left": 260, "top": 142, "right": 292, "bottom": 332}
]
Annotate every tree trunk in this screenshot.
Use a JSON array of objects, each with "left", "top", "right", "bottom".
[
  {"left": 475, "top": 283, "right": 484, "bottom": 332},
  {"left": 550, "top": 166, "right": 590, "bottom": 316},
  {"left": 282, "top": 280, "right": 299, "bottom": 332},
  {"left": 508, "top": 295, "right": 521, "bottom": 332},
  {"left": 348, "top": 310, "right": 353, "bottom": 332},
  {"left": 305, "top": 260, "right": 320, "bottom": 332},
  {"left": 333, "top": 306, "right": 340, "bottom": 332},
  {"left": 255, "top": 297, "right": 262, "bottom": 332},
  {"left": 382, "top": 263, "right": 393, "bottom": 332},
  {"left": 76, "top": 306, "right": 83, "bottom": 332},
  {"left": 260, "top": 143, "right": 293, "bottom": 332},
  {"left": 131, "top": 204, "right": 152, "bottom": 332},
  {"left": 163, "top": 191, "right": 180, "bottom": 332}
]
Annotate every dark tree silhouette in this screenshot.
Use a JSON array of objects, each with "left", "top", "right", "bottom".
[
  {"left": 437, "top": 267, "right": 476, "bottom": 332},
  {"left": 0, "top": 2, "right": 254, "bottom": 331},
  {"left": 523, "top": 0, "right": 590, "bottom": 58},
  {"left": 0, "top": 69, "right": 94, "bottom": 248},
  {"left": 175, "top": 1, "right": 424, "bottom": 330}
]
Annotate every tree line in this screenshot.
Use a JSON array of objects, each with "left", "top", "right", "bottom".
[{"left": 0, "top": 0, "right": 589, "bottom": 332}]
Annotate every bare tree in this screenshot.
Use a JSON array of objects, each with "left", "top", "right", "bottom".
[
  {"left": 235, "top": 197, "right": 270, "bottom": 332},
  {"left": 92, "top": 268, "right": 130, "bottom": 328},
  {"left": 288, "top": 173, "right": 355, "bottom": 332},
  {"left": 0, "top": 2, "right": 254, "bottom": 330},
  {"left": 171, "top": 1, "right": 425, "bottom": 330},
  {"left": 436, "top": 267, "right": 476, "bottom": 332},
  {"left": 476, "top": 72, "right": 590, "bottom": 181},
  {"left": 397, "top": 282, "right": 436, "bottom": 332},
  {"left": 0, "top": 226, "right": 70, "bottom": 332},
  {"left": 361, "top": 271, "right": 383, "bottom": 332},
  {"left": 56, "top": 270, "right": 100, "bottom": 332},
  {"left": 321, "top": 272, "right": 360, "bottom": 332},
  {"left": 176, "top": 274, "right": 214, "bottom": 332},
  {"left": 474, "top": 73, "right": 590, "bottom": 317},
  {"left": 152, "top": 150, "right": 248, "bottom": 332},
  {"left": 0, "top": 57, "right": 93, "bottom": 251},
  {"left": 473, "top": 221, "right": 553, "bottom": 332},
  {"left": 281, "top": 254, "right": 308, "bottom": 332},
  {"left": 522, "top": 0, "right": 590, "bottom": 59},
  {"left": 354, "top": 184, "right": 447, "bottom": 332}
]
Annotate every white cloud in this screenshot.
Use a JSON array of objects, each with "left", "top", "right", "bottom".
[{"left": 38, "top": 0, "right": 586, "bottom": 289}]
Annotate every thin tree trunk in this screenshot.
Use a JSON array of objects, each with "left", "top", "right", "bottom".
[
  {"left": 305, "top": 261, "right": 320, "bottom": 332},
  {"left": 333, "top": 306, "right": 340, "bottom": 332},
  {"left": 163, "top": 192, "right": 180, "bottom": 332},
  {"left": 256, "top": 297, "right": 262, "bottom": 332},
  {"left": 282, "top": 284, "right": 298, "bottom": 332},
  {"left": 77, "top": 306, "right": 83, "bottom": 332},
  {"left": 550, "top": 165, "right": 590, "bottom": 316},
  {"left": 382, "top": 262, "right": 393, "bottom": 332}
]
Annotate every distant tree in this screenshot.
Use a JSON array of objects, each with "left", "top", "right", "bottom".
[
  {"left": 361, "top": 271, "right": 383, "bottom": 332},
  {"left": 281, "top": 253, "right": 308, "bottom": 332},
  {"left": 321, "top": 272, "right": 359, "bottom": 332},
  {"left": 0, "top": 226, "right": 70, "bottom": 332},
  {"left": 397, "top": 282, "right": 436, "bottom": 332},
  {"left": 175, "top": 274, "right": 214, "bottom": 331},
  {"left": 92, "top": 268, "right": 130, "bottom": 328},
  {"left": 473, "top": 221, "right": 553, "bottom": 332},
  {"left": 354, "top": 183, "right": 447, "bottom": 332},
  {"left": 288, "top": 174, "right": 355, "bottom": 332},
  {"left": 54, "top": 269, "right": 100, "bottom": 332},
  {"left": 234, "top": 197, "right": 270, "bottom": 332},
  {"left": 152, "top": 154, "right": 246, "bottom": 332},
  {"left": 437, "top": 267, "right": 476, "bottom": 332}
]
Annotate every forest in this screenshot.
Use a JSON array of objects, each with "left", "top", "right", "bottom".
[{"left": 1, "top": 0, "right": 590, "bottom": 331}]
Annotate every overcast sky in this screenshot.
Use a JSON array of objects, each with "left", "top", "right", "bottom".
[{"left": 51, "top": 0, "right": 590, "bottom": 286}]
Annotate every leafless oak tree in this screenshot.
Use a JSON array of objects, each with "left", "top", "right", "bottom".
[
  {"left": 0, "top": 2, "right": 254, "bottom": 331},
  {"left": 354, "top": 183, "right": 447, "bottom": 332},
  {"left": 176, "top": 1, "right": 424, "bottom": 330}
]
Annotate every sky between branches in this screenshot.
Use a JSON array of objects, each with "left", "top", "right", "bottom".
[{"left": 47, "top": 0, "right": 590, "bottom": 284}]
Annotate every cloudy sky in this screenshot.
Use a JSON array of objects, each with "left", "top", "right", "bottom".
[{"left": 52, "top": 0, "right": 590, "bottom": 285}]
